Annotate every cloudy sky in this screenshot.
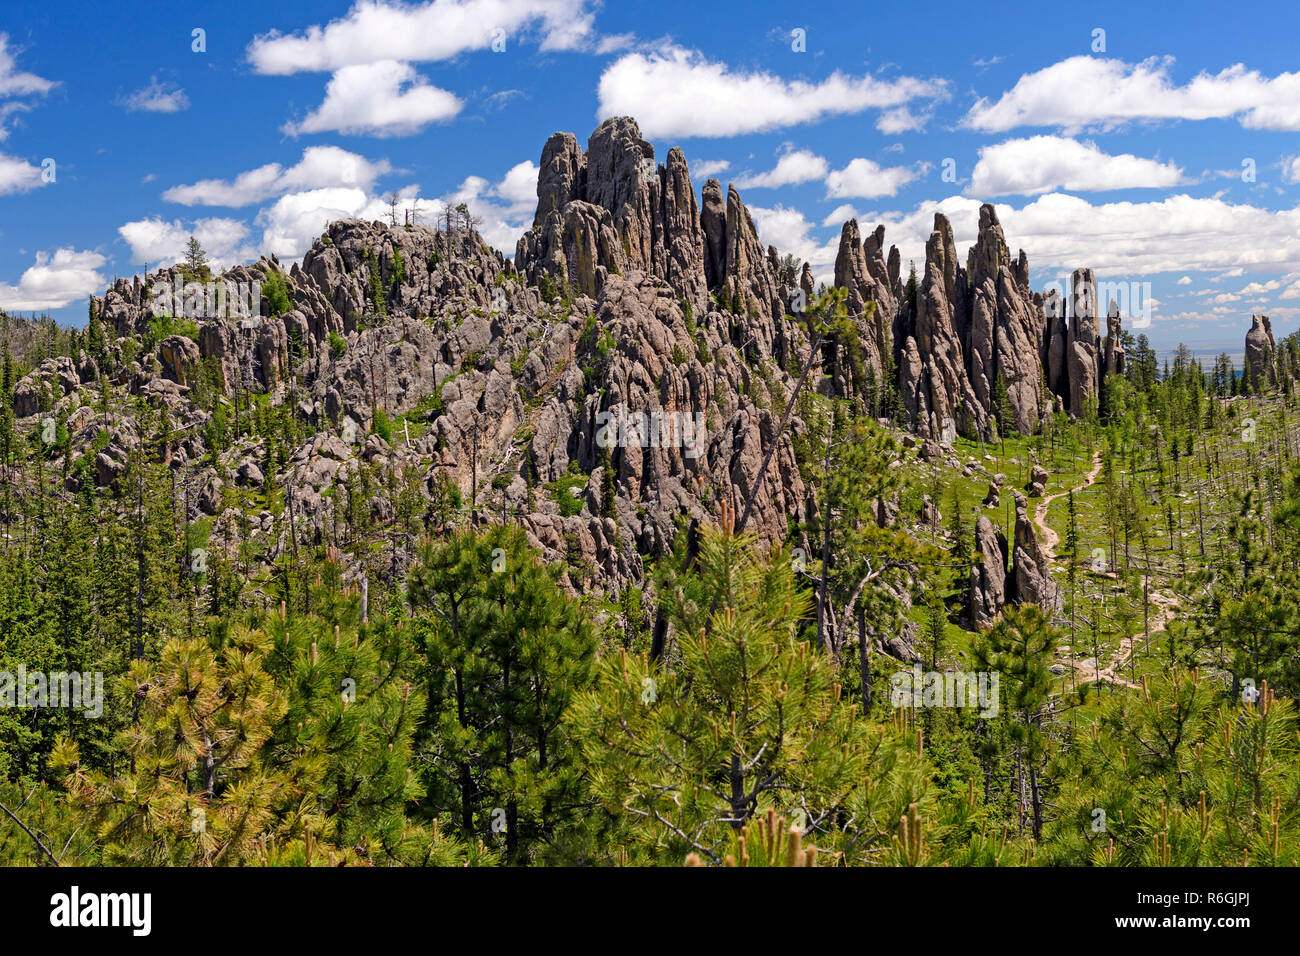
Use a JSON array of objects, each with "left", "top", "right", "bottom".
[{"left": 2, "top": 0, "right": 1299, "bottom": 352}]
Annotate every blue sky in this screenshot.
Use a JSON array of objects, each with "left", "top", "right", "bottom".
[{"left": 2, "top": 0, "right": 1299, "bottom": 353}]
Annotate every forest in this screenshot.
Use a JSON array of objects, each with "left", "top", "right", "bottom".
[{"left": 1, "top": 284, "right": 1298, "bottom": 868}]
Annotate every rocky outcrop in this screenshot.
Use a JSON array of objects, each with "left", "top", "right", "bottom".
[
  {"left": 158, "top": 335, "right": 200, "bottom": 387},
  {"left": 1009, "top": 492, "right": 1060, "bottom": 611},
  {"left": 970, "top": 515, "right": 1009, "bottom": 630},
  {"left": 1245, "top": 314, "right": 1277, "bottom": 388},
  {"left": 14, "top": 356, "right": 80, "bottom": 417},
  {"left": 833, "top": 220, "right": 899, "bottom": 399},
  {"left": 16, "top": 117, "right": 1116, "bottom": 640},
  {"left": 899, "top": 212, "right": 984, "bottom": 439},
  {"left": 1103, "top": 300, "right": 1126, "bottom": 380},
  {"left": 891, "top": 205, "right": 1061, "bottom": 441},
  {"left": 1064, "top": 269, "right": 1100, "bottom": 417},
  {"left": 517, "top": 117, "right": 709, "bottom": 310}
]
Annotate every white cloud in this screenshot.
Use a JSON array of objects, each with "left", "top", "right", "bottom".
[
  {"left": 0, "top": 152, "right": 45, "bottom": 195},
  {"left": 446, "top": 165, "right": 539, "bottom": 252},
  {"left": 283, "top": 60, "right": 461, "bottom": 137},
  {"left": 0, "top": 34, "right": 55, "bottom": 139},
  {"left": 1177, "top": 275, "right": 1192, "bottom": 284},
  {"left": 0, "top": 248, "right": 107, "bottom": 311},
  {"left": 749, "top": 204, "right": 840, "bottom": 279},
  {"left": 875, "top": 106, "right": 928, "bottom": 134},
  {"left": 597, "top": 44, "right": 947, "bottom": 139},
  {"left": 968, "top": 136, "right": 1185, "bottom": 197},
  {"left": 690, "top": 158, "right": 730, "bottom": 179},
  {"left": 734, "top": 149, "right": 828, "bottom": 189},
  {"left": 118, "top": 217, "right": 254, "bottom": 269},
  {"left": 246, "top": 0, "right": 596, "bottom": 74},
  {"left": 1283, "top": 156, "right": 1300, "bottom": 184},
  {"left": 163, "top": 146, "right": 393, "bottom": 206},
  {"left": 493, "top": 160, "right": 539, "bottom": 210},
  {"left": 863, "top": 193, "right": 1300, "bottom": 280},
  {"left": 822, "top": 203, "right": 858, "bottom": 226},
  {"left": 256, "top": 159, "right": 533, "bottom": 259},
  {"left": 595, "top": 33, "right": 635, "bottom": 55},
  {"left": 825, "top": 157, "right": 919, "bottom": 199},
  {"left": 256, "top": 187, "right": 394, "bottom": 258},
  {"left": 965, "top": 55, "right": 1300, "bottom": 133},
  {"left": 1239, "top": 277, "right": 1294, "bottom": 296},
  {"left": 117, "top": 78, "right": 189, "bottom": 113}
]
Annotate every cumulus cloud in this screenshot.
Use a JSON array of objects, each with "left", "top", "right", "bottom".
[
  {"left": 256, "top": 187, "right": 395, "bottom": 258},
  {"left": 822, "top": 203, "right": 859, "bottom": 227},
  {"left": 118, "top": 217, "right": 255, "bottom": 269},
  {"left": 861, "top": 193, "right": 1300, "bottom": 280},
  {"left": 968, "top": 136, "right": 1186, "bottom": 197},
  {"left": 689, "top": 158, "right": 730, "bottom": 179},
  {"left": 163, "top": 146, "right": 393, "bottom": 206},
  {"left": 597, "top": 45, "right": 947, "bottom": 139},
  {"left": 0, "top": 151, "right": 45, "bottom": 195},
  {"left": 0, "top": 248, "right": 107, "bottom": 311},
  {"left": 875, "top": 106, "right": 928, "bottom": 134},
  {"left": 444, "top": 162, "right": 541, "bottom": 251},
  {"left": 493, "top": 160, "right": 539, "bottom": 210},
  {"left": 965, "top": 55, "right": 1300, "bottom": 133},
  {"left": 748, "top": 203, "right": 840, "bottom": 281},
  {"left": 246, "top": 0, "right": 596, "bottom": 74},
  {"left": 0, "top": 33, "right": 56, "bottom": 140},
  {"left": 734, "top": 149, "right": 828, "bottom": 190},
  {"left": 825, "top": 157, "right": 919, "bottom": 199},
  {"left": 117, "top": 77, "right": 189, "bottom": 113},
  {"left": 283, "top": 60, "right": 462, "bottom": 137},
  {"left": 252, "top": 159, "right": 536, "bottom": 260}
]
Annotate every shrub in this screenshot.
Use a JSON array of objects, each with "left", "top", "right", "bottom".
[
  {"left": 371, "top": 407, "right": 393, "bottom": 443},
  {"left": 262, "top": 270, "right": 291, "bottom": 317}
]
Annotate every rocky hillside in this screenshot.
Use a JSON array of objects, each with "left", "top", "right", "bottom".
[{"left": 11, "top": 115, "right": 1112, "bottom": 636}]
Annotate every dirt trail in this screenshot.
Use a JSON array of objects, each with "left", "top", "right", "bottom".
[
  {"left": 1067, "top": 591, "right": 1178, "bottom": 691},
  {"left": 1034, "top": 451, "right": 1103, "bottom": 560},
  {"left": 1030, "top": 450, "right": 1177, "bottom": 691}
]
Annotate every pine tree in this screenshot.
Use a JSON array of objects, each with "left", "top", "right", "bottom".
[
  {"left": 572, "top": 506, "right": 927, "bottom": 864},
  {"left": 407, "top": 525, "right": 597, "bottom": 861},
  {"left": 182, "top": 235, "right": 210, "bottom": 284},
  {"left": 973, "top": 604, "right": 1061, "bottom": 840}
]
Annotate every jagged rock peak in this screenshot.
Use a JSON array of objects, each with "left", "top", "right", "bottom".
[
  {"left": 1245, "top": 313, "right": 1278, "bottom": 387},
  {"left": 517, "top": 116, "right": 707, "bottom": 308}
]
